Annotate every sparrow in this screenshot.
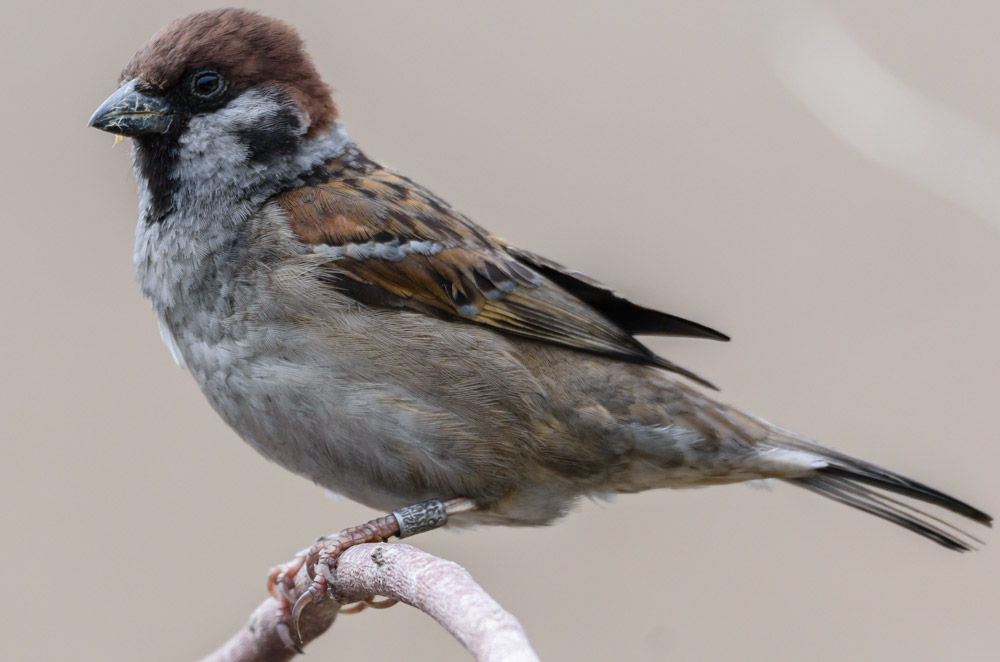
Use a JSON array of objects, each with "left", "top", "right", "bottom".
[{"left": 89, "top": 7, "right": 990, "bottom": 613}]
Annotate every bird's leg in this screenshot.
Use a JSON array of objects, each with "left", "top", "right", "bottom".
[{"left": 271, "top": 497, "right": 477, "bottom": 646}]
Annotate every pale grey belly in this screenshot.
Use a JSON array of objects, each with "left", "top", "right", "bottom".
[
  {"left": 163, "top": 309, "right": 764, "bottom": 526},
  {"left": 169, "top": 313, "right": 554, "bottom": 518}
]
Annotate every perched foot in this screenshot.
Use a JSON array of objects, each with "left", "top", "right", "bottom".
[
  {"left": 281, "top": 497, "right": 477, "bottom": 645},
  {"left": 267, "top": 549, "right": 313, "bottom": 651}
]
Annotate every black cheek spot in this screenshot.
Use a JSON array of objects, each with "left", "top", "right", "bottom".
[{"left": 236, "top": 106, "right": 301, "bottom": 163}]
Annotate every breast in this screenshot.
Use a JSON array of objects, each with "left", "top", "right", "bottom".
[
  {"left": 135, "top": 202, "right": 615, "bottom": 520},
  {"left": 149, "top": 237, "right": 558, "bottom": 512}
]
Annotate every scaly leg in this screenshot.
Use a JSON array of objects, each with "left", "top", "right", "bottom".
[{"left": 270, "top": 497, "right": 478, "bottom": 646}]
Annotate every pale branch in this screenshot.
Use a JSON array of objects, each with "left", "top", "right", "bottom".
[{"left": 199, "top": 543, "right": 540, "bottom": 662}]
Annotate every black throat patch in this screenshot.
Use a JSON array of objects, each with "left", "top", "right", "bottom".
[{"left": 135, "top": 134, "right": 181, "bottom": 225}]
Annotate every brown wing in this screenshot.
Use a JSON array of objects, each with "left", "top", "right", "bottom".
[
  {"left": 277, "top": 163, "right": 722, "bottom": 388},
  {"left": 501, "top": 245, "right": 729, "bottom": 341}
]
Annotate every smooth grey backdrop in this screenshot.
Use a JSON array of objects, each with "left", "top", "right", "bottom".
[{"left": 2, "top": 1, "right": 997, "bottom": 660}]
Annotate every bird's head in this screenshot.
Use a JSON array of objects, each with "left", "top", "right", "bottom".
[
  {"left": 88, "top": 9, "right": 345, "bottom": 224},
  {"left": 89, "top": 8, "right": 336, "bottom": 142}
]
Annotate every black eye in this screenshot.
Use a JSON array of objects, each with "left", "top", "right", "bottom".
[{"left": 191, "top": 70, "right": 223, "bottom": 98}]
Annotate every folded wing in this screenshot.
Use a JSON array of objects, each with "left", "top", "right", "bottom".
[{"left": 278, "top": 162, "right": 726, "bottom": 388}]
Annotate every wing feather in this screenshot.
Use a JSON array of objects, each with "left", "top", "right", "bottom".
[{"left": 277, "top": 161, "right": 723, "bottom": 388}]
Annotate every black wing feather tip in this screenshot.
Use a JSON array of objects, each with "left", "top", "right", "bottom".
[
  {"left": 507, "top": 247, "right": 730, "bottom": 342},
  {"left": 613, "top": 303, "right": 731, "bottom": 341},
  {"left": 615, "top": 302, "right": 730, "bottom": 341}
]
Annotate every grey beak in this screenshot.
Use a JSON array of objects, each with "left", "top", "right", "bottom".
[{"left": 88, "top": 79, "right": 173, "bottom": 136}]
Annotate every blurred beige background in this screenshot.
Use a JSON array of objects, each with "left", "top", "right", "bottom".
[{"left": 2, "top": 1, "right": 998, "bottom": 660}]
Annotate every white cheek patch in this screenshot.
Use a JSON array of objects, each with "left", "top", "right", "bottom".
[
  {"left": 177, "top": 91, "right": 295, "bottom": 178},
  {"left": 166, "top": 91, "right": 352, "bottom": 217}
]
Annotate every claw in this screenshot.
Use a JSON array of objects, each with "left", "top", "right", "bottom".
[
  {"left": 291, "top": 575, "right": 327, "bottom": 643},
  {"left": 365, "top": 596, "right": 398, "bottom": 609},
  {"left": 338, "top": 601, "right": 367, "bottom": 614},
  {"left": 267, "top": 570, "right": 282, "bottom": 600},
  {"left": 277, "top": 622, "right": 304, "bottom": 653},
  {"left": 290, "top": 592, "right": 312, "bottom": 644},
  {"left": 337, "top": 595, "right": 397, "bottom": 614}
]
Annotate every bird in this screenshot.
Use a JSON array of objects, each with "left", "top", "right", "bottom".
[{"left": 89, "top": 7, "right": 989, "bottom": 638}]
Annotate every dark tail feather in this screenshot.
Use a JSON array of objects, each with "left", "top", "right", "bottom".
[
  {"left": 818, "top": 465, "right": 991, "bottom": 524},
  {"left": 790, "top": 464, "right": 992, "bottom": 552}
]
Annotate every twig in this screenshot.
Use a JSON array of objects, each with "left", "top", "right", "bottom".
[{"left": 199, "top": 543, "right": 539, "bottom": 662}]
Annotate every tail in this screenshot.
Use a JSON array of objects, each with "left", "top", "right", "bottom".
[{"left": 768, "top": 433, "right": 992, "bottom": 551}]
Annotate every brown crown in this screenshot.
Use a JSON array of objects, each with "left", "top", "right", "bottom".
[{"left": 121, "top": 8, "right": 337, "bottom": 134}]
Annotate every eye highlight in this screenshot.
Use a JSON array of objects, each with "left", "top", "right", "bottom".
[{"left": 190, "top": 70, "right": 224, "bottom": 98}]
